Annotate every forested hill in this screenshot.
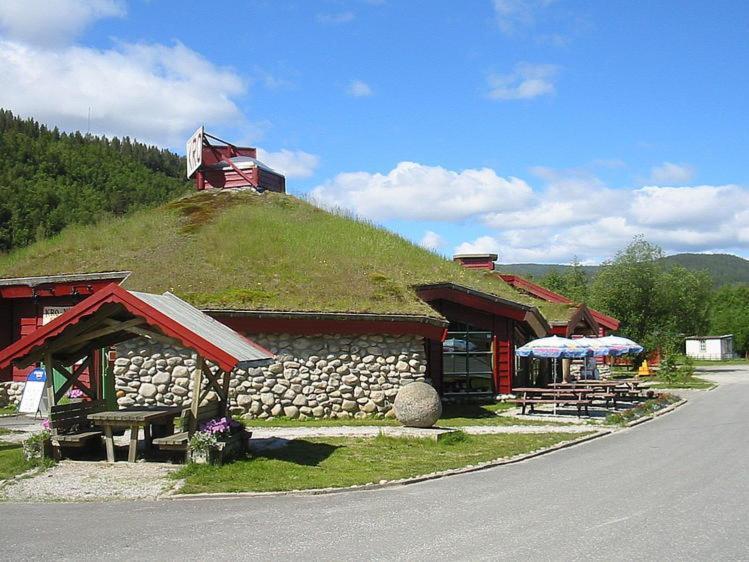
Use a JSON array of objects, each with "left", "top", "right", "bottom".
[
  {"left": 0, "top": 109, "right": 190, "bottom": 253},
  {"left": 498, "top": 253, "right": 749, "bottom": 287}
]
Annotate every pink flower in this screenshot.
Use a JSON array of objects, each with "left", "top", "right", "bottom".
[{"left": 41, "top": 419, "right": 51, "bottom": 430}]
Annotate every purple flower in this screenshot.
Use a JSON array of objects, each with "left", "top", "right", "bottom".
[
  {"left": 199, "top": 416, "right": 240, "bottom": 437},
  {"left": 41, "top": 419, "right": 51, "bottom": 430},
  {"left": 68, "top": 388, "right": 84, "bottom": 399}
]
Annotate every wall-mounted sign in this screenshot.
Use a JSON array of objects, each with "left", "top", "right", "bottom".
[
  {"left": 42, "top": 306, "right": 72, "bottom": 326},
  {"left": 186, "top": 126, "right": 204, "bottom": 178}
]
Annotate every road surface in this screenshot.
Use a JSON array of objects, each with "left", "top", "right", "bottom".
[{"left": 1, "top": 366, "right": 747, "bottom": 561}]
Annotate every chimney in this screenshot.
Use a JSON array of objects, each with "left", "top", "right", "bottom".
[{"left": 453, "top": 253, "right": 498, "bottom": 270}]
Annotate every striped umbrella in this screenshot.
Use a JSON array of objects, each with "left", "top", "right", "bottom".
[{"left": 515, "top": 335, "right": 594, "bottom": 359}]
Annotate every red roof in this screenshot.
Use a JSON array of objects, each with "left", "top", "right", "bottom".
[
  {"left": 498, "top": 274, "right": 620, "bottom": 331},
  {"left": 0, "top": 284, "right": 273, "bottom": 372}
]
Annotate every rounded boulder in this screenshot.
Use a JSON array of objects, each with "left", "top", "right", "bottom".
[{"left": 393, "top": 382, "right": 442, "bottom": 428}]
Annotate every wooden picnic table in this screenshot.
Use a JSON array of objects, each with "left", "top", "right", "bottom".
[
  {"left": 510, "top": 387, "right": 594, "bottom": 416},
  {"left": 88, "top": 407, "right": 181, "bottom": 463}
]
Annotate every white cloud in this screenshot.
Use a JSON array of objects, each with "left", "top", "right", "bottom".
[
  {"left": 648, "top": 161, "right": 695, "bottom": 184},
  {"left": 0, "top": 39, "right": 247, "bottom": 147},
  {"left": 347, "top": 80, "right": 373, "bottom": 97},
  {"left": 420, "top": 164, "right": 749, "bottom": 263},
  {"left": 454, "top": 236, "right": 501, "bottom": 256},
  {"left": 257, "top": 149, "right": 320, "bottom": 179},
  {"left": 316, "top": 12, "right": 355, "bottom": 24},
  {"left": 310, "top": 161, "right": 533, "bottom": 221},
  {"left": 420, "top": 231, "right": 446, "bottom": 251},
  {"left": 487, "top": 63, "right": 559, "bottom": 101},
  {"left": 492, "top": 0, "right": 556, "bottom": 35},
  {"left": 0, "top": 0, "right": 124, "bottom": 46},
  {"left": 631, "top": 185, "right": 746, "bottom": 227}
]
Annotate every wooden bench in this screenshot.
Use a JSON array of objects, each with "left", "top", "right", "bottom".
[
  {"left": 152, "top": 402, "right": 222, "bottom": 455},
  {"left": 49, "top": 400, "right": 106, "bottom": 457}
]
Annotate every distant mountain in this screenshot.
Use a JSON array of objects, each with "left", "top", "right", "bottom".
[
  {"left": 494, "top": 263, "right": 598, "bottom": 280},
  {"left": 661, "top": 253, "right": 749, "bottom": 287},
  {"left": 497, "top": 253, "right": 749, "bottom": 287}
]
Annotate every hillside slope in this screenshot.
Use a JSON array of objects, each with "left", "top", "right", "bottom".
[
  {"left": 498, "top": 253, "right": 749, "bottom": 287},
  {"left": 0, "top": 189, "right": 572, "bottom": 322},
  {"left": 0, "top": 109, "right": 190, "bottom": 252}
]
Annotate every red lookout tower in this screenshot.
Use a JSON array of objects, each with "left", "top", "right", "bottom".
[{"left": 186, "top": 127, "right": 286, "bottom": 193}]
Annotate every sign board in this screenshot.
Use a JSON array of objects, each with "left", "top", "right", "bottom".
[
  {"left": 18, "top": 368, "right": 48, "bottom": 415},
  {"left": 186, "top": 126, "right": 205, "bottom": 178},
  {"left": 43, "top": 306, "right": 72, "bottom": 326}
]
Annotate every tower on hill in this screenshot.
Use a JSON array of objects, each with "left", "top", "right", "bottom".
[{"left": 186, "top": 127, "right": 285, "bottom": 193}]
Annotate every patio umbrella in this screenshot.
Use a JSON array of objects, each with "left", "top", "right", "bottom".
[
  {"left": 516, "top": 335, "right": 593, "bottom": 383},
  {"left": 571, "top": 337, "right": 611, "bottom": 357},
  {"left": 515, "top": 336, "right": 593, "bottom": 414},
  {"left": 597, "top": 335, "right": 644, "bottom": 356}
]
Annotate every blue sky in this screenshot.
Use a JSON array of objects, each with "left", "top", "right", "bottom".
[{"left": 1, "top": 1, "right": 748, "bottom": 263}]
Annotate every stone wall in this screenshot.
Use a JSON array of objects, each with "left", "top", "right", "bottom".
[
  {"left": 0, "top": 381, "right": 25, "bottom": 408},
  {"left": 114, "top": 333, "right": 429, "bottom": 419}
]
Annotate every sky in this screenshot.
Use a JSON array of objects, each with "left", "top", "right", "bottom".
[{"left": 0, "top": 0, "right": 748, "bottom": 264}]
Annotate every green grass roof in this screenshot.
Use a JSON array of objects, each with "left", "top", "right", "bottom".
[{"left": 0, "top": 190, "right": 575, "bottom": 323}]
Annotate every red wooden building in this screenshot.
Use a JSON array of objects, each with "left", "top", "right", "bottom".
[
  {"left": 186, "top": 127, "right": 285, "bottom": 193},
  {"left": 0, "top": 272, "right": 130, "bottom": 385}
]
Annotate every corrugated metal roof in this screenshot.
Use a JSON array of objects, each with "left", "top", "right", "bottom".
[{"left": 130, "top": 290, "right": 273, "bottom": 368}]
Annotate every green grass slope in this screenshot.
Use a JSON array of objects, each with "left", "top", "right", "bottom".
[{"left": 0, "top": 190, "right": 573, "bottom": 321}]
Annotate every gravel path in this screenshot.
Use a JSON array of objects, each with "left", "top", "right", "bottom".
[
  {"left": 1, "top": 461, "right": 179, "bottom": 503},
  {"left": 248, "top": 423, "right": 598, "bottom": 440}
]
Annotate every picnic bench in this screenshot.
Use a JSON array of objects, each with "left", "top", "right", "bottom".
[
  {"left": 549, "top": 382, "right": 622, "bottom": 408},
  {"left": 509, "top": 387, "right": 593, "bottom": 417},
  {"left": 49, "top": 400, "right": 106, "bottom": 459},
  {"left": 152, "top": 401, "right": 253, "bottom": 463},
  {"left": 151, "top": 401, "right": 223, "bottom": 456}
]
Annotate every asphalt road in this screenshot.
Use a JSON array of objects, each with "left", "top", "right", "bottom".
[{"left": 2, "top": 366, "right": 748, "bottom": 561}]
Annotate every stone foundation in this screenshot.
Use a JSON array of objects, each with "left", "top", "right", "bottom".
[
  {"left": 0, "top": 381, "right": 25, "bottom": 408},
  {"left": 114, "top": 333, "right": 429, "bottom": 419}
]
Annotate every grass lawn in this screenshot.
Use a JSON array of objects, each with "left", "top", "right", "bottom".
[
  {"left": 240, "top": 401, "right": 574, "bottom": 429},
  {"left": 648, "top": 376, "right": 715, "bottom": 390},
  {"left": 0, "top": 442, "right": 34, "bottom": 481},
  {"left": 174, "top": 431, "right": 590, "bottom": 494},
  {"left": 692, "top": 358, "right": 749, "bottom": 366}
]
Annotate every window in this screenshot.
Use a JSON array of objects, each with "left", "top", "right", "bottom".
[
  {"left": 699, "top": 340, "right": 706, "bottom": 352},
  {"left": 442, "top": 322, "right": 494, "bottom": 395}
]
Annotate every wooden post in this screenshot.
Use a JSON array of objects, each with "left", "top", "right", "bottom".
[
  {"left": 104, "top": 425, "right": 115, "bottom": 463},
  {"left": 221, "top": 369, "right": 231, "bottom": 416},
  {"left": 44, "top": 353, "right": 56, "bottom": 408},
  {"left": 190, "top": 356, "right": 204, "bottom": 433}
]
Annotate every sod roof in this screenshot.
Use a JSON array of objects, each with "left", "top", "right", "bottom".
[{"left": 0, "top": 190, "right": 575, "bottom": 323}]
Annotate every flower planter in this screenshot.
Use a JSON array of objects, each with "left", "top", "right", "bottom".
[
  {"left": 22, "top": 438, "right": 52, "bottom": 462},
  {"left": 189, "top": 449, "right": 211, "bottom": 465}
]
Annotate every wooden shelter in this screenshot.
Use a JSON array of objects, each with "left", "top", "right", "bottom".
[{"left": 0, "top": 284, "right": 273, "bottom": 425}]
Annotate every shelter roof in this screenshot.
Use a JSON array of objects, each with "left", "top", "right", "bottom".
[{"left": 0, "top": 284, "right": 273, "bottom": 372}]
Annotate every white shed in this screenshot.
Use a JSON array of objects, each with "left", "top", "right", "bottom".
[{"left": 685, "top": 335, "right": 735, "bottom": 360}]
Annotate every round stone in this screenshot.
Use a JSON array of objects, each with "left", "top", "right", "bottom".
[{"left": 393, "top": 382, "right": 442, "bottom": 428}]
